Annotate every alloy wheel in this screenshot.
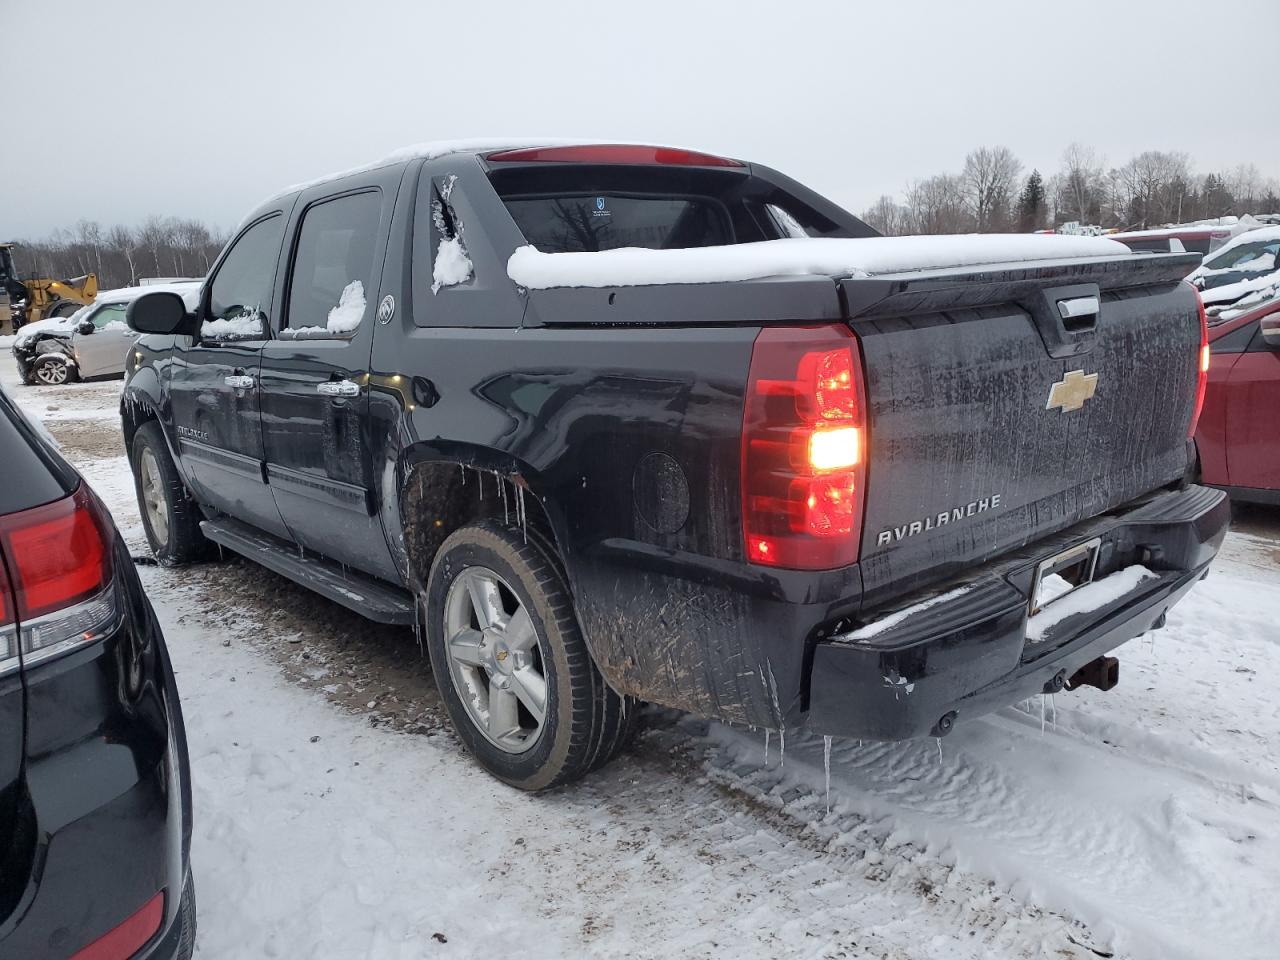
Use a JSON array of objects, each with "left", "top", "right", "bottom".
[
  {"left": 443, "top": 566, "right": 548, "bottom": 754},
  {"left": 139, "top": 448, "right": 170, "bottom": 546}
]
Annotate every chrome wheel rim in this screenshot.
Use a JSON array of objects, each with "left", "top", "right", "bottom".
[
  {"left": 35, "top": 360, "right": 67, "bottom": 385},
  {"left": 139, "top": 449, "right": 169, "bottom": 546},
  {"left": 444, "top": 566, "right": 547, "bottom": 754}
]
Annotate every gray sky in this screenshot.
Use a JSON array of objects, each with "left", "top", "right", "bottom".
[{"left": 2, "top": 0, "right": 1277, "bottom": 238}]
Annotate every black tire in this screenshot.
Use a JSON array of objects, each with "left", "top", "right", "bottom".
[
  {"left": 173, "top": 872, "right": 197, "bottom": 960},
  {"left": 130, "top": 421, "right": 211, "bottom": 564},
  {"left": 425, "top": 519, "right": 636, "bottom": 790},
  {"left": 45, "top": 299, "right": 81, "bottom": 319},
  {"left": 32, "top": 353, "right": 76, "bottom": 386}
]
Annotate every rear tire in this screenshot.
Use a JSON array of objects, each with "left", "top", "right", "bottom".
[
  {"left": 45, "top": 299, "right": 81, "bottom": 319},
  {"left": 425, "top": 519, "right": 636, "bottom": 790},
  {"left": 173, "top": 873, "right": 197, "bottom": 960},
  {"left": 130, "top": 421, "right": 211, "bottom": 564}
]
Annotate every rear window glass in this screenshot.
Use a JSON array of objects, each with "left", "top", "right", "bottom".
[
  {"left": 487, "top": 163, "right": 876, "bottom": 255},
  {"left": 502, "top": 195, "right": 731, "bottom": 253}
]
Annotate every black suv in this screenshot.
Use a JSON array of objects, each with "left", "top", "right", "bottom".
[{"left": 0, "top": 387, "right": 195, "bottom": 959}]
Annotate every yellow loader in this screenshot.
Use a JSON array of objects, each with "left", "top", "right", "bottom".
[{"left": 1, "top": 243, "right": 98, "bottom": 335}]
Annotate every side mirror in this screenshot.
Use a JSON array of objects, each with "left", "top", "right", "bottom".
[
  {"left": 1262, "top": 314, "right": 1280, "bottom": 349},
  {"left": 126, "top": 291, "right": 197, "bottom": 336},
  {"left": 76, "top": 320, "right": 95, "bottom": 335}
]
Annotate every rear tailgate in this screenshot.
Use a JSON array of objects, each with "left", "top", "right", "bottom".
[{"left": 842, "top": 252, "right": 1203, "bottom": 606}]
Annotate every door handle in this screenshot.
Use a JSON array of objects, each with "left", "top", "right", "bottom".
[
  {"left": 224, "top": 374, "right": 255, "bottom": 388},
  {"left": 316, "top": 379, "right": 360, "bottom": 397}
]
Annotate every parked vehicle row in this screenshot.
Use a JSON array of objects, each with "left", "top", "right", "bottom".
[{"left": 117, "top": 141, "right": 1228, "bottom": 790}]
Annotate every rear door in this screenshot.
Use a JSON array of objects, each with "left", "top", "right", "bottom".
[
  {"left": 258, "top": 172, "right": 400, "bottom": 580},
  {"left": 1225, "top": 312, "right": 1280, "bottom": 490},
  {"left": 72, "top": 302, "right": 136, "bottom": 377},
  {"left": 168, "top": 212, "right": 292, "bottom": 539}
]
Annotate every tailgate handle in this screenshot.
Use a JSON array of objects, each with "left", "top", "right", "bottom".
[{"left": 1056, "top": 296, "right": 1099, "bottom": 330}]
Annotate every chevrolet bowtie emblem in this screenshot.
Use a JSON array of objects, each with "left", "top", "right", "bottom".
[{"left": 1046, "top": 369, "right": 1098, "bottom": 412}]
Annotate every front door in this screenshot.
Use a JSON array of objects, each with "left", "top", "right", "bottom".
[
  {"left": 168, "top": 212, "right": 291, "bottom": 540},
  {"left": 72, "top": 302, "right": 137, "bottom": 378},
  {"left": 1225, "top": 316, "right": 1280, "bottom": 491},
  {"left": 259, "top": 180, "right": 399, "bottom": 580}
]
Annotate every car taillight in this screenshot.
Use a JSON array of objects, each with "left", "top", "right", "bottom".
[
  {"left": 0, "top": 483, "right": 116, "bottom": 675},
  {"left": 1188, "top": 284, "right": 1209, "bottom": 439},
  {"left": 742, "top": 325, "right": 867, "bottom": 569},
  {"left": 69, "top": 891, "right": 164, "bottom": 960},
  {"left": 0, "top": 557, "right": 15, "bottom": 671}
]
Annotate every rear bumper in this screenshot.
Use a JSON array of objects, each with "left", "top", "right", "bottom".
[{"left": 805, "top": 484, "right": 1230, "bottom": 740}]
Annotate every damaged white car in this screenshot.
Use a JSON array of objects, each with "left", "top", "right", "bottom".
[{"left": 13, "top": 281, "right": 200, "bottom": 385}]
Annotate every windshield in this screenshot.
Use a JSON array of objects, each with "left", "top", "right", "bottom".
[{"left": 1204, "top": 238, "right": 1280, "bottom": 274}]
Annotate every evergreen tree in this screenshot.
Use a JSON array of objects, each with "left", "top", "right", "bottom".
[{"left": 1016, "top": 169, "right": 1047, "bottom": 232}]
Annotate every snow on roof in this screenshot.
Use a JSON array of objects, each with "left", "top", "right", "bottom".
[
  {"left": 94, "top": 280, "right": 202, "bottom": 304},
  {"left": 507, "top": 234, "right": 1131, "bottom": 290}
]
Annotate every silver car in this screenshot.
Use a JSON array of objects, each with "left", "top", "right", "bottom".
[{"left": 13, "top": 283, "right": 200, "bottom": 385}]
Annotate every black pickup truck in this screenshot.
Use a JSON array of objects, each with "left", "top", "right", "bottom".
[{"left": 121, "top": 142, "right": 1228, "bottom": 790}]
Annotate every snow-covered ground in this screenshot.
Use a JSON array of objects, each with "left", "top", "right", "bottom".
[{"left": 4, "top": 364, "right": 1279, "bottom": 960}]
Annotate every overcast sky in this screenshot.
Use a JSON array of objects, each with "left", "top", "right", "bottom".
[{"left": 2, "top": 0, "right": 1277, "bottom": 239}]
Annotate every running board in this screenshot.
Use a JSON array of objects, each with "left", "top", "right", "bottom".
[{"left": 200, "top": 518, "right": 416, "bottom": 625}]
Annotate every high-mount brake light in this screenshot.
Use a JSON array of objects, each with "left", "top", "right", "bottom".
[
  {"left": 1188, "top": 285, "right": 1209, "bottom": 439},
  {"left": 484, "top": 145, "right": 744, "bottom": 167},
  {"left": 741, "top": 326, "right": 868, "bottom": 570},
  {"left": 0, "top": 483, "right": 116, "bottom": 676}
]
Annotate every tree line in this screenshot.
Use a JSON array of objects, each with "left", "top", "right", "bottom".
[
  {"left": 11, "top": 217, "right": 229, "bottom": 290},
  {"left": 861, "top": 145, "right": 1280, "bottom": 236}
]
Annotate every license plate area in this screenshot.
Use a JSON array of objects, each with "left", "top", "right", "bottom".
[{"left": 1030, "top": 537, "right": 1101, "bottom": 615}]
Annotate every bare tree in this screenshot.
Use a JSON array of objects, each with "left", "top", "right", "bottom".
[
  {"left": 1053, "top": 143, "right": 1104, "bottom": 225},
  {"left": 1114, "top": 151, "right": 1191, "bottom": 228},
  {"left": 107, "top": 225, "right": 140, "bottom": 286},
  {"left": 962, "top": 146, "right": 1022, "bottom": 232},
  {"left": 903, "top": 175, "right": 974, "bottom": 235},
  {"left": 861, "top": 194, "right": 907, "bottom": 236}
]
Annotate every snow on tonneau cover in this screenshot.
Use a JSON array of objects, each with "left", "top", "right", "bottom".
[{"left": 509, "top": 230, "right": 1202, "bottom": 608}]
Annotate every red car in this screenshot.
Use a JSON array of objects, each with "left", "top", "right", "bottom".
[{"left": 1196, "top": 298, "right": 1280, "bottom": 503}]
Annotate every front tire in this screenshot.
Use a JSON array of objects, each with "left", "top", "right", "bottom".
[
  {"left": 32, "top": 354, "right": 74, "bottom": 386},
  {"left": 130, "top": 421, "right": 211, "bottom": 564},
  {"left": 425, "top": 520, "right": 636, "bottom": 790}
]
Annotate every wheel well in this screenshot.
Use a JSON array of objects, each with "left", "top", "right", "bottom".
[
  {"left": 400, "top": 461, "right": 559, "bottom": 590},
  {"left": 120, "top": 394, "right": 158, "bottom": 453}
]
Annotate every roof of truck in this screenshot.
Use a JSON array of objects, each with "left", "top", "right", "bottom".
[{"left": 266, "top": 139, "right": 743, "bottom": 203}]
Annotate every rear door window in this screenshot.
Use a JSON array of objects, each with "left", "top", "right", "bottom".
[
  {"left": 283, "top": 191, "right": 380, "bottom": 338},
  {"left": 502, "top": 194, "right": 731, "bottom": 252}
]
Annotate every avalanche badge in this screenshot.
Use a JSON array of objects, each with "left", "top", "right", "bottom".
[{"left": 1046, "top": 369, "right": 1099, "bottom": 412}]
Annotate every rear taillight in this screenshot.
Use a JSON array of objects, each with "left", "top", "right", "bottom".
[
  {"left": 0, "top": 483, "right": 116, "bottom": 675},
  {"left": 742, "top": 325, "right": 867, "bottom": 569},
  {"left": 1188, "top": 285, "right": 1209, "bottom": 439},
  {"left": 69, "top": 891, "right": 164, "bottom": 960},
  {"left": 0, "top": 556, "right": 15, "bottom": 670}
]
